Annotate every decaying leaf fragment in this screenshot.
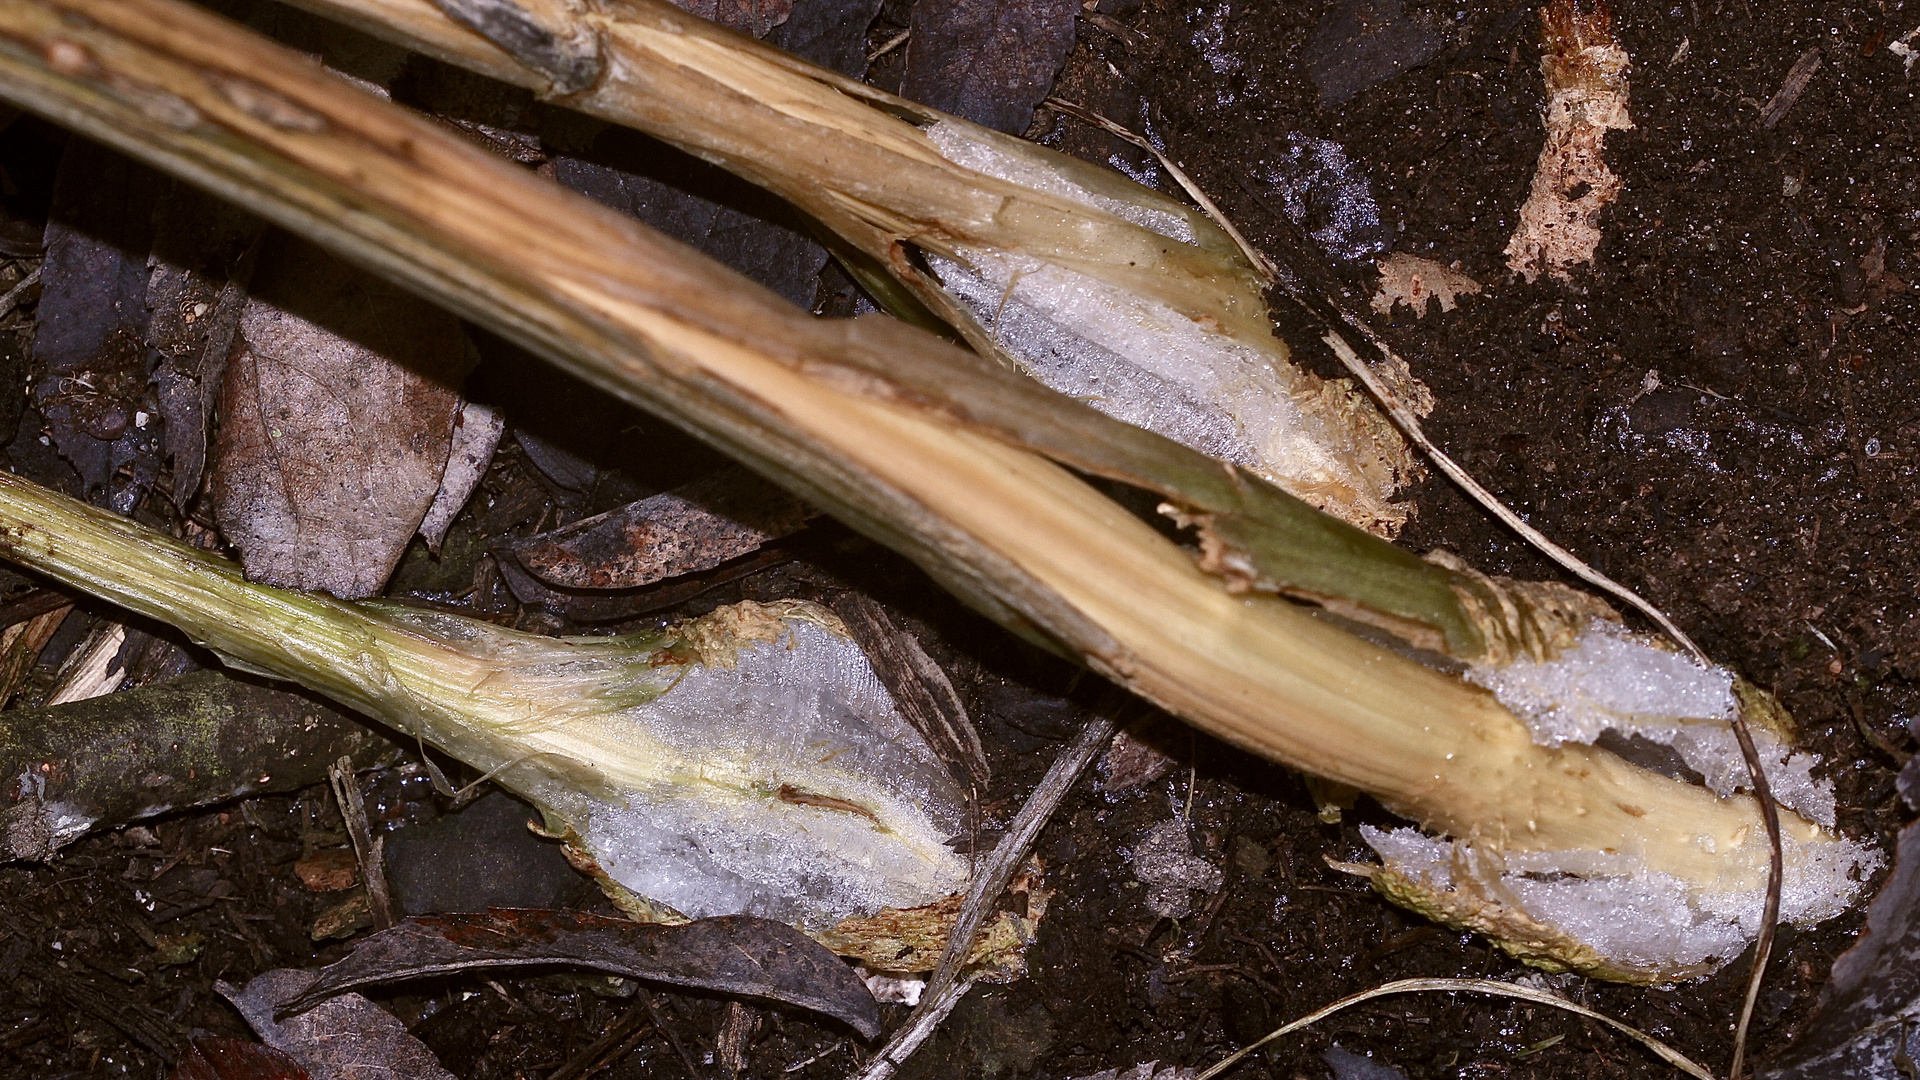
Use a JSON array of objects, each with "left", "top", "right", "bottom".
[
  {"left": 1504, "top": 0, "right": 1632, "bottom": 282},
  {"left": 211, "top": 236, "right": 476, "bottom": 599},
  {"left": 219, "top": 969, "right": 455, "bottom": 1080},
  {"left": 1371, "top": 253, "right": 1482, "bottom": 317},
  {"left": 279, "top": 910, "right": 882, "bottom": 1037}
]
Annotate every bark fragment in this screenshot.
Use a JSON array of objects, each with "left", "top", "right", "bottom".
[{"left": 1, "top": 670, "right": 394, "bottom": 861}]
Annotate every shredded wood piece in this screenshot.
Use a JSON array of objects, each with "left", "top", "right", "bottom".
[
  {"left": 1505, "top": 0, "right": 1632, "bottom": 282},
  {"left": 1759, "top": 48, "right": 1823, "bottom": 129}
]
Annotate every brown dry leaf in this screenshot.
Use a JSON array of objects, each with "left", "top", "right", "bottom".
[
  {"left": 218, "top": 969, "right": 455, "bottom": 1080},
  {"left": 282, "top": 910, "right": 881, "bottom": 1037},
  {"left": 292, "top": 848, "right": 358, "bottom": 892},
  {"left": 501, "top": 465, "right": 808, "bottom": 590},
  {"left": 417, "top": 400, "right": 503, "bottom": 555},
  {"left": 1504, "top": 0, "right": 1632, "bottom": 282},
  {"left": 669, "top": 0, "right": 792, "bottom": 36},
  {"left": 1370, "top": 253, "right": 1482, "bottom": 317},
  {"left": 210, "top": 236, "right": 474, "bottom": 599}
]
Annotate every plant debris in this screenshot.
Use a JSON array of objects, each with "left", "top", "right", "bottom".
[
  {"left": 1130, "top": 819, "right": 1223, "bottom": 921},
  {"left": 1370, "top": 253, "right": 1483, "bottom": 317},
  {"left": 210, "top": 237, "right": 478, "bottom": 598},
  {"left": 219, "top": 969, "right": 456, "bottom": 1080},
  {"left": 903, "top": 0, "right": 1078, "bottom": 134},
  {"left": 1504, "top": 0, "right": 1632, "bottom": 283},
  {"left": 281, "top": 910, "right": 883, "bottom": 1037}
]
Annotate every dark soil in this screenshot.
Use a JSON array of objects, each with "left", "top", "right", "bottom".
[{"left": 4, "top": 0, "right": 1919, "bottom": 1078}]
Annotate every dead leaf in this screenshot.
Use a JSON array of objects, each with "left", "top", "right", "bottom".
[
  {"left": 147, "top": 182, "right": 264, "bottom": 508},
  {"left": 904, "top": 0, "right": 1079, "bottom": 134},
  {"left": 170, "top": 1037, "right": 311, "bottom": 1080},
  {"left": 280, "top": 909, "right": 882, "bottom": 1038},
  {"left": 502, "top": 465, "right": 808, "bottom": 590},
  {"left": 1099, "top": 720, "right": 1179, "bottom": 792},
  {"left": 210, "top": 235, "right": 475, "bottom": 599},
  {"left": 417, "top": 400, "right": 502, "bottom": 555},
  {"left": 218, "top": 970, "right": 455, "bottom": 1080},
  {"left": 553, "top": 138, "right": 831, "bottom": 310},
  {"left": 668, "top": 0, "right": 792, "bottom": 36},
  {"left": 293, "top": 848, "right": 358, "bottom": 892},
  {"left": 1370, "top": 253, "right": 1482, "bottom": 317},
  {"left": 31, "top": 139, "right": 164, "bottom": 509}
]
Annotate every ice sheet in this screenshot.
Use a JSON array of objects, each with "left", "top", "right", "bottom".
[{"left": 923, "top": 249, "right": 1362, "bottom": 504}]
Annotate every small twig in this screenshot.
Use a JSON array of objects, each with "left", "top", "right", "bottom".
[
  {"left": 0, "top": 588, "right": 76, "bottom": 630},
  {"left": 0, "top": 266, "right": 40, "bottom": 318},
  {"left": 327, "top": 756, "right": 395, "bottom": 930},
  {"left": 1759, "top": 48, "right": 1822, "bottom": 129},
  {"left": 1193, "top": 978, "right": 1716, "bottom": 1080},
  {"left": 546, "top": 999, "right": 652, "bottom": 1080},
  {"left": 846, "top": 972, "right": 981, "bottom": 1080},
  {"left": 858, "top": 706, "right": 1121, "bottom": 1080},
  {"left": 833, "top": 593, "right": 989, "bottom": 786},
  {"left": 1043, "top": 97, "right": 1278, "bottom": 283},
  {"left": 919, "top": 706, "right": 1120, "bottom": 1010},
  {"left": 866, "top": 29, "right": 909, "bottom": 63},
  {"left": 638, "top": 987, "right": 703, "bottom": 1079}
]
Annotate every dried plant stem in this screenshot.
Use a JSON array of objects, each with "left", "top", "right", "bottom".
[
  {"left": 1315, "top": 327, "right": 1781, "bottom": 1078},
  {"left": 0, "top": 0, "right": 1824, "bottom": 984},
  {"left": 1193, "top": 977, "right": 1717, "bottom": 1080}
]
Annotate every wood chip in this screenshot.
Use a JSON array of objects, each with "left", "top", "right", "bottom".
[{"left": 1759, "top": 48, "right": 1822, "bottom": 130}]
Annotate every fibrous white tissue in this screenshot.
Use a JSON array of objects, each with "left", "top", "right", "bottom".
[
  {"left": 1363, "top": 823, "right": 1882, "bottom": 976},
  {"left": 518, "top": 622, "right": 969, "bottom": 930},
  {"left": 1467, "top": 621, "right": 1834, "bottom": 826},
  {"left": 926, "top": 122, "right": 1196, "bottom": 244},
  {"left": 921, "top": 123, "right": 1408, "bottom": 525}
]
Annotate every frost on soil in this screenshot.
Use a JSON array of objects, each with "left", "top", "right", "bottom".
[{"left": 1504, "top": 0, "right": 1632, "bottom": 282}]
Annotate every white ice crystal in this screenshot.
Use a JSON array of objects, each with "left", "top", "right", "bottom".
[
  {"left": 918, "top": 123, "right": 1415, "bottom": 531},
  {"left": 1468, "top": 621, "right": 1834, "bottom": 825},
  {"left": 922, "top": 249, "right": 1358, "bottom": 499},
  {"left": 1363, "top": 824, "right": 1882, "bottom": 977},
  {"left": 926, "top": 121, "right": 1195, "bottom": 244},
  {"left": 490, "top": 618, "right": 970, "bottom": 929}
]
